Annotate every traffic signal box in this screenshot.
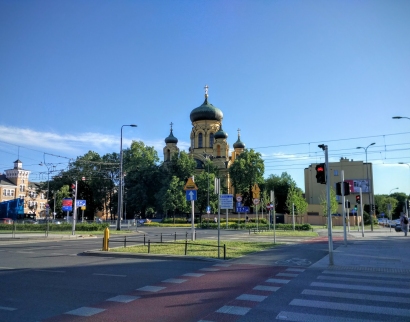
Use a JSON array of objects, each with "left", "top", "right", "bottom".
[
  {"left": 356, "top": 195, "right": 361, "bottom": 204},
  {"left": 315, "top": 163, "right": 326, "bottom": 184},
  {"left": 69, "top": 183, "right": 76, "bottom": 198},
  {"left": 336, "top": 182, "right": 351, "bottom": 196}
]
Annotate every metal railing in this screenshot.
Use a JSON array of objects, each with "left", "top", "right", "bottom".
[{"left": 104, "top": 232, "right": 226, "bottom": 259}]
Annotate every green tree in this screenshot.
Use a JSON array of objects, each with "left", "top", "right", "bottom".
[
  {"left": 162, "top": 176, "right": 189, "bottom": 220},
  {"left": 286, "top": 184, "right": 308, "bottom": 216},
  {"left": 264, "top": 172, "right": 297, "bottom": 214},
  {"left": 124, "top": 141, "right": 160, "bottom": 217},
  {"left": 229, "top": 149, "right": 264, "bottom": 210},
  {"left": 320, "top": 188, "right": 339, "bottom": 222}
]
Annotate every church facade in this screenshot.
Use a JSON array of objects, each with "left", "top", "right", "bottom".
[{"left": 163, "top": 86, "right": 246, "bottom": 193}]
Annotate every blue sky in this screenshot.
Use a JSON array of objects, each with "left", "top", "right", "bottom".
[{"left": 1, "top": 0, "right": 410, "bottom": 195}]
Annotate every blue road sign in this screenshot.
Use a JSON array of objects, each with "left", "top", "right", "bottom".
[
  {"left": 220, "top": 194, "right": 233, "bottom": 209},
  {"left": 76, "top": 200, "right": 86, "bottom": 207},
  {"left": 186, "top": 190, "right": 197, "bottom": 201},
  {"left": 236, "top": 206, "right": 250, "bottom": 213}
]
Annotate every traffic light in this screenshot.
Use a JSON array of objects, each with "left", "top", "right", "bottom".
[
  {"left": 315, "top": 163, "right": 326, "bottom": 184},
  {"left": 354, "top": 204, "right": 357, "bottom": 211},
  {"left": 371, "top": 204, "right": 375, "bottom": 212},
  {"left": 356, "top": 195, "right": 361, "bottom": 204},
  {"left": 336, "top": 182, "right": 351, "bottom": 196},
  {"left": 69, "top": 183, "right": 76, "bottom": 198},
  {"left": 407, "top": 200, "right": 410, "bottom": 209}
]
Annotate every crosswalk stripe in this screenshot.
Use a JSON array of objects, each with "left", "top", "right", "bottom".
[
  {"left": 322, "top": 269, "right": 402, "bottom": 279},
  {"left": 276, "top": 310, "right": 375, "bottom": 322},
  {"left": 290, "top": 299, "right": 410, "bottom": 317},
  {"left": 302, "top": 289, "right": 410, "bottom": 303},
  {"left": 317, "top": 275, "right": 406, "bottom": 286},
  {"left": 311, "top": 281, "right": 410, "bottom": 294}
]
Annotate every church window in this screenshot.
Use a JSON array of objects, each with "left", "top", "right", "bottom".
[
  {"left": 210, "top": 133, "right": 214, "bottom": 148},
  {"left": 191, "top": 137, "right": 194, "bottom": 149},
  {"left": 166, "top": 149, "right": 171, "bottom": 161},
  {"left": 217, "top": 145, "right": 221, "bottom": 157},
  {"left": 198, "top": 133, "right": 203, "bottom": 148},
  {"left": 20, "top": 185, "right": 25, "bottom": 192}
]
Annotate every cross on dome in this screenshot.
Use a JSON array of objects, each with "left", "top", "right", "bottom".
[{"left": 204, "top": 85, "right": 209, "bottom": 98}]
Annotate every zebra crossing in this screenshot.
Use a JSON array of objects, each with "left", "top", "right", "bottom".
[{"left": 276, "top": 268, "right": 410, "bottom": 321}]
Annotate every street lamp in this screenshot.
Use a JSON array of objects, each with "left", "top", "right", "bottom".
[
  {"left": 357, "top": 142, "right": 376, "bottom": 231},
  {"left": 389, "top": 187, "right": 399, "bottom": 194},
  {"left": 203, "top": 154, "right": 214, "bottom": 215},
  {"left": 39, "top": 161, "right": 56, "bottom": 217},
  {"left": 117, "top": 124, "right": 137, "bottom": 231},
  {"left": 392, "top": 116, "right": 410, "bottom": 120}
]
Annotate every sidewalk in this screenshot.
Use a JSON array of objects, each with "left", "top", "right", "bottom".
[{"left": 312, "top": 226, "right": 410, "bottom": 272}]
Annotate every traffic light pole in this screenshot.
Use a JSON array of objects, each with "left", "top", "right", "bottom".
[
  {"left": 360, "top": 187, "right": 364, "bottom": 237},
  {"left": 341, "top": 170, "right": 347, "bottom": 246},
  {"left": 319, "top": 144, "right": 333, "bottom": 266}
]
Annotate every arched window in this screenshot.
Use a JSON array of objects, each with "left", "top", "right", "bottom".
[
  {"left": 198, "top": 133, "right": 203, "bottom": 148},
  {"left": 166, "top": 149, "right": 170, "bottom": 161},
  {"left": 210, "top": 133, "right": 214, "bottom": 148},
  {"left": 217, "top": 145, "right": 221, "bottom": 157},
  {"left": 191, "top": 137, "right": 194, "bottom": 149}
]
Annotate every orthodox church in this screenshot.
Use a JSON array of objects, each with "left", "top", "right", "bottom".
[{"left": 163, "top": 86, "right": 246, "bottom": 193}]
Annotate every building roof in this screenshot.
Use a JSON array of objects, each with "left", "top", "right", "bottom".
[
  {"left": 0, "top": 174, "right": 15, "bottom": 186},
  {"left": 190, "top": 96, "right": 223, "bottom": 123},
  {"left": 165, "top": 129, "right": 178, "bottom": 144}
]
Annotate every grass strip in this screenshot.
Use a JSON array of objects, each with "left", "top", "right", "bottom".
[{"left": 110, "top": 239, "right": 278, "bottom": 259}]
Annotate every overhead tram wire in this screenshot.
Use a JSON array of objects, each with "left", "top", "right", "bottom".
[{"left": 251, "top": 131, "right": 410, "bottom": 150}]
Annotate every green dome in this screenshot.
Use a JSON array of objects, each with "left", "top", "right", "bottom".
[
  {"left": 190, "top": 97, "right": 223, "bottom": 123},
  {"left": 214, "top": 125, "right": 228, "bottom": 139},
  {"left": 165, "top": 129, "right": 178, "bottom": 144},
  {"left": 233, "top": 134, "right": 245, "bottom": 149}
]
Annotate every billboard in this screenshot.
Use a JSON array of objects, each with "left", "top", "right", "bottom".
[{"left": 345, "top": 179, "right": 370, "bottom": 193}]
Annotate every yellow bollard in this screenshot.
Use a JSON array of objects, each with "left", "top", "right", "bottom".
[{"left": 102, "top": 227, "right": 110, "bottom": 251}]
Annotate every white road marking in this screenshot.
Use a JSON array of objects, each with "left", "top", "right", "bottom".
[
  {"left": 0, "top": 306, "right": 17, "bottom": 311},
  {"left": 266, "top": 278, "right": 290, "bottom": 284},
  {"left": 137, "top": 285, "right": 165, "bottom": 292},
  {"left": 276, "top": 272, "right": 298, "bottom": 277},
  {"left": 216, "top": 305, "right": 251, "bottom": 315},
  {"left": 183, "top": 273, "right": 204, "bottom": 277},
  {"left": 162, "top": 278, "right": 187, "bottom": 283},
  {"left": 311, "top": 281, "right": 410, "bottom": 294},
  {"left": 276, "top": 311, "right": 375, "bottom": 321},
  {"left": 302, "top": 289, "right": 410, "bottom": 303},
  {"left": 106, "top": 295, "right": 140, "bottom": 303},
  {"left": 65, "top": 307, "right": 105, "bottom": 316},
  {"left": 290, "top": 299, "right": 410, "bottom": 317},
  {"left": 253, "top": 285, "right": 280, "bottom": 292},
  {"left": 236, "top": 294, "right": 267, "bottom": 302}
]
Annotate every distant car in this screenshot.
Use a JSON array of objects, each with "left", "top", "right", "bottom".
[
  {"left": 395, "top": 224, "right": 402, "bottom": 232},
  {"left": 0, "top": 218, "right": 13, "bottom": 224},
  {"left": 22, "top": 219, "right": 38, "bottom": 224},
  {"left": 51, "top": 220, "right": 62, "bottom": 225}
]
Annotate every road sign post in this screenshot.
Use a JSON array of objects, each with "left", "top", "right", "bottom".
[{"left": 184, "top": 177, "right": 198, "bottom": 241}]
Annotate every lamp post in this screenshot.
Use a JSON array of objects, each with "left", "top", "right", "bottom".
[
  {"left": 392, "top": 116, "right": 410, "bottom": 120},
  {"left": 203, "top": 154, "right": 213, "bottom": 216},
  {"left": 389, "top": 187, "right": 399, "bottom": 194},
  {"left": 39, "top": 162, "right": 56, "bottom": 217},
  {"left": 117, "top": 124, "right": 137, "bottom": 231},
  {"left": 357, "top": 142, "right": 376, "bottom": 231}
]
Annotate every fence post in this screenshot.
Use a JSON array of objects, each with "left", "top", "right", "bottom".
[
  {"left": 161, "top": 233, "right": 163, "bottom": 243},
  {"left": 144, "top": 234, "right": 146, "bottom": 246},
  {"left": 174, "top": 232, "right": 176, "bottom": 242},
  {"left": 185, "top": 239, "right": 188, "bottom": 255},
  {"left": 148, "top": 240, "right": 150, "bottom": 253},
  {"left": 124, "top": 236, "right": 126, "bottom": 248},
  {"left": 185, "top": 231, "right": 188, "bottom": 240},
  {"left": 224, "top": 244, "right": 226, "bottom": 260}
]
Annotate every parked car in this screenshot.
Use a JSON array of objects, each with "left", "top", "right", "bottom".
[
  {"left": 395, "top": 224, "right": 402, "bottom": 232},
  {"left": 0, "top": 218, "right": 13, "bottom": 224}
]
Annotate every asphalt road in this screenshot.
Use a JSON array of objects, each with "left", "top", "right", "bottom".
[{"left": 0, "top": 228, "right": 342, "bottom": 322}]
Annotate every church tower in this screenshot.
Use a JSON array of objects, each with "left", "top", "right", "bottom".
[{"left": 163, "top": 122, "right": 179, "bottom": 162}]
